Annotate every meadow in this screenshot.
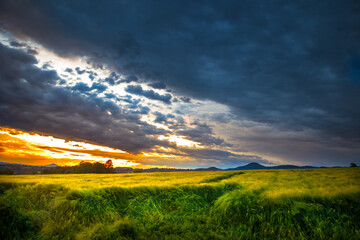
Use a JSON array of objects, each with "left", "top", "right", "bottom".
[{"left": 1, "top": 168, "right": 359, "bottom": 239}]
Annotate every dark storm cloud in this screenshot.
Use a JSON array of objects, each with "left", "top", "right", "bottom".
[
  {"left": 119, "top": 75, "right": 138, "bottom": 84},
  {"left": 136, "top": 106, "right": 150, "bottom": 115},
  {"left": 177, "top": 122, "right": 225, "bottom": 146},
  {"left": 1, "top": 0, "right": 360, "bottom": 165},
  {"left": 26, "top": 48, "right": 38, "bottom": 55},
  {"left": 9, "top": 41, "right": 26, "bottom": 48},
  {"left": 0, "top": 41, "right": 239, "bottom": 164},
  {"left": 90, "top": 82, "right": 107, "bottom": 92},
  {"left": 72, "top": 82, "right": 91, "bottom": 92},
  {"left": 102, "top": 72, "right": 118, "bottom": 85},
  {"left": 125, "top": 85, "right": 172, "bottom": 104},
  {"left": 181, "top": 148, "right": 268, "bottom": 167},
  {"left": 151, "top": 147, "right": 269, "bottom": 168},
  {"left": 71, "top": 82, "right": 107, "bottom": 93},
  {"left": 2, "top": 0, "right": 359, "bottom": 145},
  {"left": 149, "top": 82, "right": 166, "bottom": 90},
  {"left": 0, "top": 43, "right": 169, "bottom": 153},
  {"left": 153, "top": 111, "right": 175, "bottom": 124}
]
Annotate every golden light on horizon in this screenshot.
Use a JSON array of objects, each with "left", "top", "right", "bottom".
[
  {"left": 0, "top": 127, "right": 143, "bottom": 167},
  {"left": 0, "top": 127, "right": 200, "bottom": 169},
  {"left": 6, "top": 130, "right": 126, "bottom": 154}
]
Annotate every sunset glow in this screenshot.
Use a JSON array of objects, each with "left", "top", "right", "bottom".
[
  {"left": 0, "top": 127, "right": 204, "bottom": 168},
  {"left": 0, "top": 127, "right": 140, "bottom": 167},
  {"left": 0, "top": 2, "right": 359, "bottom": 239},
  {"left": 0, "top": 0, "right": 359, "bottom": 169},
  {"left": 1, "top": 129, "right": 126, "bottom": 153}
]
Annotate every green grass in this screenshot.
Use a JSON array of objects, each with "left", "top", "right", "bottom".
[{"left": 0, "top": 168, "right": 359, "bottom": 239}]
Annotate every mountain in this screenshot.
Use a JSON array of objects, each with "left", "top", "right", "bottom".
[
  {"left": 44, "top": 164, "right": 59, "bottom": 168},
  {"left": 0, "top": 161, "right": 323, "bottom": 174},
  {"left": 194, "top": 166, "right": 222, "bottom": 171},
  {"left": 226, "top": 162, "right": 317, "bottom": 171},
  {"left": 0, "top": 162, "right": 58, "bottom": 167},
  {"left": 0, "top": 162, "right": 59, "bottom": 174},
  {"left": 226, "top": 162, "right": 267, "bottom": 171}
]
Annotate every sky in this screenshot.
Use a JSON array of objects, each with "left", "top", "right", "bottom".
[{"left": 0, "top": 0, "right": 359, "bottom": 168}]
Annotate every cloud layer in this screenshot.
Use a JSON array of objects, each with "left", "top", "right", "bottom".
[
  {"left": 0, "top": 43, "right": 167, "bottom": 153},
  {"left": 1, "top": 0, "right": 360, "bottom": 166}
]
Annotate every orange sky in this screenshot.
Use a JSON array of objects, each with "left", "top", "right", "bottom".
[{"left": 0, "top": 127, "right": 173, "bottom": 168}]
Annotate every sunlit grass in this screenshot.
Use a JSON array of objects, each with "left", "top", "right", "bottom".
[
  {"left": 0, "top": 171, "right": 229, "bottom": 189},
  {"left": 1, "top": 167, "right": 359, "bottom": 239},
  {"left": 2, "top": 168, "right": 359, "bottom": 193}
]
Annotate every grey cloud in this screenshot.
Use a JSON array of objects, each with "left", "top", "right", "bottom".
[
  {"left": 91, "top": 82, "right": 107, "bottom": 92},
  {"left": 10, "top": 40, "right": 26, "bottom": 47},
  {"left": 2, "top": 0, "right": 358, "bottom": 144},
  {"left": 173, "top": 97, "right": 191, "bottom": 103},
  {"left": 75, "top": 67, "right": 85, "bottom": 75},
  {"left": 150, "top": 147, "right": 268, "bottom": 168},
  {"left": 0, "top": 43, "right": 169, "bottom": 153},
  {"left": 71, "top": 82, "right": 107, "bottom": 93},
  {"left": 1, "top": 0, "right": 360, "bottom": 165},
  {"left": 149, "top": 82, "right": 166, "bottom": 89},
  {"left": 137, "top": 106, "right": 150, "bottom": 115},
  {"left": 125, "top": 85, "right": 172, "bottom": 104},
  {"left": 72, "top": 82, "right": 91, "bottom": 92},
  {"left": 65, "top": 68, "right": 73, "bottom": 74},
  {"left": 153, "top": 111, "right": 175, "bottom": 123},
  {"left": 88, "top": 73, "right": 96, "bottom": 81},
  {"left": 177, "top": 122, "right": 224, "bottom": 146},
  {"left": 119, "top": 75, "right": 138, "bottom": 84},
  {"left": 104, "top": 72, "right": 120, "bottom": 85},
  {"left": 104, "top": 93, "right": 116, "bottom": 99},
  {"left": 26, "top": 48, "right": 38, "bottom": 55},
  {"left": 179, "top": 97, "right": 191, "bottom": 103}
]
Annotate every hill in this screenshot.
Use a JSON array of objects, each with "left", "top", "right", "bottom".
[
  {"left": 0, "top": 162, "right": 59, "bottom": 174},
  {"left": 226, "top": 162, "right": 317, "bottom": 171}
]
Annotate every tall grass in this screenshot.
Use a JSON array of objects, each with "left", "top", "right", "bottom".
[{"left": 0, "top": 168, "right": 359, "bottom": 239}]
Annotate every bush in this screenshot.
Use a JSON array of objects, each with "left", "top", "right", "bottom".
[{"left": 42, "top": 160, "right": 116, "bottom": 174}]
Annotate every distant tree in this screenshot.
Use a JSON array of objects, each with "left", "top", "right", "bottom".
[
  {"left": 133, "top": 169, "right": 143, "bottom": 173},
  {"left": 350, "top": 163, "right": 357, "bottom": 167},
  {"left": 93, "top": 162, "right": 106, "bottom": 173},
  {"left": 105, "top": 159, "right": 113, "bottom": 168},
  {"left": 42, "top": 160, "right": 116, "bottom": 174},
  {"left": 105, "top": 160, "right": 115, "bottom": 173},
  {"left": 79, "top": 161, "right": 93, "bottom": 173}
]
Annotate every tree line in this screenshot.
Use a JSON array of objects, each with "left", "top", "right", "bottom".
[{"left": 42, "top": 160, "right": 115, "bottom": 174}]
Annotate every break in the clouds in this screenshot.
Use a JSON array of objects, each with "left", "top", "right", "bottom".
[{"left": 0, "top": 0, "right": 360, "bottom": 167}]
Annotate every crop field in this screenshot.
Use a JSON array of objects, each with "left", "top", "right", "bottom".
[{"left": 1, "top": 168, "right": 360, "bottom": 239}]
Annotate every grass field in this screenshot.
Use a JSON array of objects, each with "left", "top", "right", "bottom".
[{"left": 1, "top": 168, "right": 360, "bottom": 239}]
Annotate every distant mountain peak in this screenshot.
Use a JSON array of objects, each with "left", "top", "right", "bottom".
[
  {"left": 207, "top": 166, "right": 221, "bottom": 171},
  {"left": 194, "top": 166, "right": 222, "bottom": 171},
  {"left": 226, "top": 162, "right": 317, "bottom": 171},
  {"left": 44, "top": 164, "right": 59, "bottom": 168},
  {"left": 246, "top": 162, "right": 264, "bottom": 167}
]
